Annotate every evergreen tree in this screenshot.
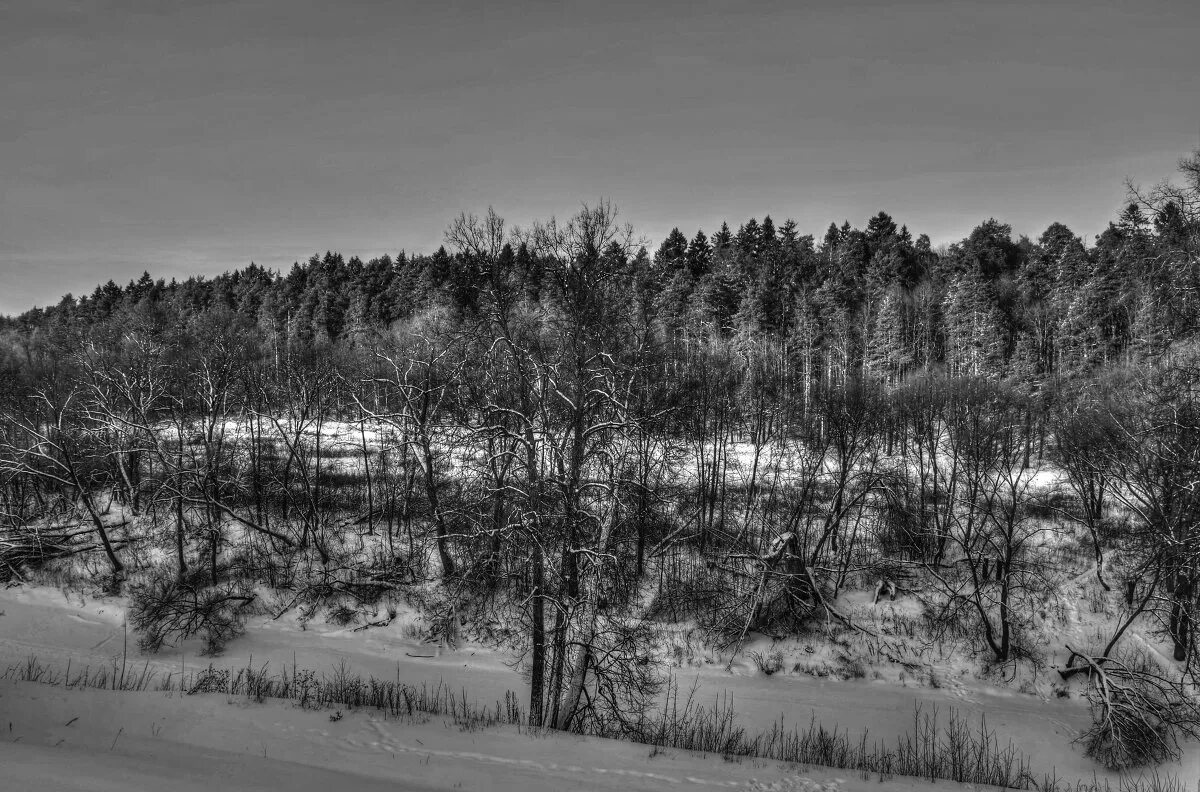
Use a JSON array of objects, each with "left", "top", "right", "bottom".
[
  {"left": 864, "top": 286, "right": 910, "bottom": 385},
  {"left": 685, "top": 230, "right": 712, "bottom": 278},
  {"left": 943, "top": 264, "right": 1006, "bottom": 377},
  {"left": 654, "top": 228, "right": 689, "bottom": 279}
]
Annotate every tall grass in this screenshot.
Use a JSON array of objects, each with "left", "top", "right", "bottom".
[
  {"left": 631, "top": 678, "right": 1031, "bottom": 787},
  {"left": 3, "top": 656, "right": 1194, "bottom": 792},
  {"left": 2, "top": 655, "right": 523, "bottom": 731},
  {"left": 3, "top": 655, "right": 158, "bottom": 693}
]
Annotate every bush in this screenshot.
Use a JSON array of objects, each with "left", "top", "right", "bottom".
[
  {"left": 749, "top": 649, "right": 784, "bottom": 675},
  {"left": 128, "top": 566, "right": 254, "bottom": 656},
  {"left": 842, "top": 656, "right": 868, "bottom": 680},
  {"left": 326, "top": 603, "right": 359, "bottom": 626}
]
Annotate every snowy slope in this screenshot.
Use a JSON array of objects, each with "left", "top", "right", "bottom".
[
  {"left": 0, "top": 678, "right": 914, "bottom": 792},
  {"left": 1, "top": 584, "right": 1196, "bottom": 790}
]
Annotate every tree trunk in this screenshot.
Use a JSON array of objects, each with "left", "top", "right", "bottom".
[
  {"left": 115, "top": 449, "right": 138, "bottom": 515},
  {"left": 360, "top": 415, "right": 374, "bottom": 536},
  {"left": 419, "top": 440, "right": 456, "bottom": 579},
  {"left": 1169, "top": 573, "right": 1193, "bottom": 662},
  {"left": 555, "top": 508, "right": 617, "bottom": 731},
  {"left": 529, "top": 537, "right": 546, "bottom": 728},
  {"left": 62, "top": 443, "right": 123, "bottom": 580},
  {"left": 175, "top": 490, "right": 188, "bottom": 578}
]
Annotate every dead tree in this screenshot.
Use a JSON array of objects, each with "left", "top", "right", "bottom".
[{"left": 1061, "top": 644, "right": 1200, "bottom": 769}]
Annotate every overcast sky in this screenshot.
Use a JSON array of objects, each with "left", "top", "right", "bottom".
[{"left": 2, "top": 0, "right": 1198, "bottom": 315}]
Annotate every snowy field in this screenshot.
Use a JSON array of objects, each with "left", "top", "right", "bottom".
[{"left": 2, "top": 584, "right": 1196, "bottom": 791}]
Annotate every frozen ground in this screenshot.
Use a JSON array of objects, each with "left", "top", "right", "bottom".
[
  {"left": 0, "top": 678, "right": 875, "bottom": 792},
  {"left": 0, "top": 583, "right": 1196, "bottom": 790}
]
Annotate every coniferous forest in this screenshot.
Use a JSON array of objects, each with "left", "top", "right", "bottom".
[{"left": 2, "top": 151, "right": 1200, "bottom": 774}]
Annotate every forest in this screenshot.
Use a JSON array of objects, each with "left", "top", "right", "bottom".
[{"left": 1, "top": 150, "right": 1199, "bottom": 775}]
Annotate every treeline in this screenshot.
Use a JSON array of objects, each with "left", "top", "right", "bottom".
[
  {"left": 3, "top": 157, "right": 1198, "bottom": 385},
  {"left": 0, "top": 153, "right": 1198, "bottom": 762}
]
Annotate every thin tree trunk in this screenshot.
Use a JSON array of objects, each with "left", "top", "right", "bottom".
[
  {"left": 62, "top": 443, "right": 123, "bottom": 579},
  {"left": 360, "top": 412, "right": 374, "bottom": 536}
]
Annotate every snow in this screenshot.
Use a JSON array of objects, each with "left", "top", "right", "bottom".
[
  {"left": 0, "top": 656, "right": 933, "bottom": 792},
  {"left": 2, "top": 583, "right": 1198, "bottom": 790}
]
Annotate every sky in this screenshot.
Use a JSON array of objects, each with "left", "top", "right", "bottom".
[{"left": 2, "top": 0, "right": 1198, "bottom": 315}]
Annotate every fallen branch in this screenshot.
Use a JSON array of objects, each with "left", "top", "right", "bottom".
[{"left": 352, "top": 618, "right": 393, "bottom": 632}]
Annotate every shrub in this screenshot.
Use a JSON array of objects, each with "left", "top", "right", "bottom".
[
  {"left": 842, "top": 656, "right": 867, "bottom": 680},
  {"left": 326, "top": 603, "right": 359, "bottom": 626},
  {"left": 128, "top": 566, "right": 254, "bottom": 655},
  {"left": 749, "top": 649, "right": 784, "bottom": 675}
]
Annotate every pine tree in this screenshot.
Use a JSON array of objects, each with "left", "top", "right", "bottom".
[
  {"left": 821, "top": 222, "right": 841, "bottom": 256},
  {"left": 711, "top": 222, "right": 733, "bottom": 253},
  {"left": 686, "top": 230, "right": 712, "bottom": 278},
  {"left": 864, "top": 211, "right": 898, "bottom": 253},
  {"left": 864, "top": 286, "right": 909, "bottom": 386},
  {"left": 1130, "top": 288, "right": 1172, "bottom": 359},
  {"left": 695, "top": 250, "right": 741, "bottom": 333},
  {"left": 943, "top": 264, "right": 1006, "bottom": 377},
  {"left": 654, "top": 228, "right": 689, "bottom": 280},
  {"left": 736, "top": 218, "right": 762, "bottom": 262}
]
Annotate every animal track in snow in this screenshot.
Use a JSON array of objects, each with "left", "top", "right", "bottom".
[{"left": 326, "top": 717, "right": 748, "bottom": 785}]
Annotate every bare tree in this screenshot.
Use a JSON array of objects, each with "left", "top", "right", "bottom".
[
  {"left": 358, "top": 307, "right": 466, "bottom": 580},
  {"left": 920, "top": 379, "right": 1049, "bottom": 663},
  {"left": 1082, "top": 354, "right": 1200, "bottom": 664},
  {"left": 446, "top": 203, "right": 655, "bottom": 733},
  {"left": 0, "top": 384, "right": 125, "bottom": 581},
  {"left": 1051, "top": 397, "right": 1113, "bottom": 590}
]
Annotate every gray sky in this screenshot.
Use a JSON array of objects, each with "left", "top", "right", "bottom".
[{"left": 2, "top": 0, "right": 1198, "bottom": 315}]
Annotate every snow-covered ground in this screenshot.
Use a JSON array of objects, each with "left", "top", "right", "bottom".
[
  {"left": 2, "top": 584, "right": 1197, "bottom": 790},
  {"left": 0, "top": 677, "right": 875, "bottom": 792}
]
